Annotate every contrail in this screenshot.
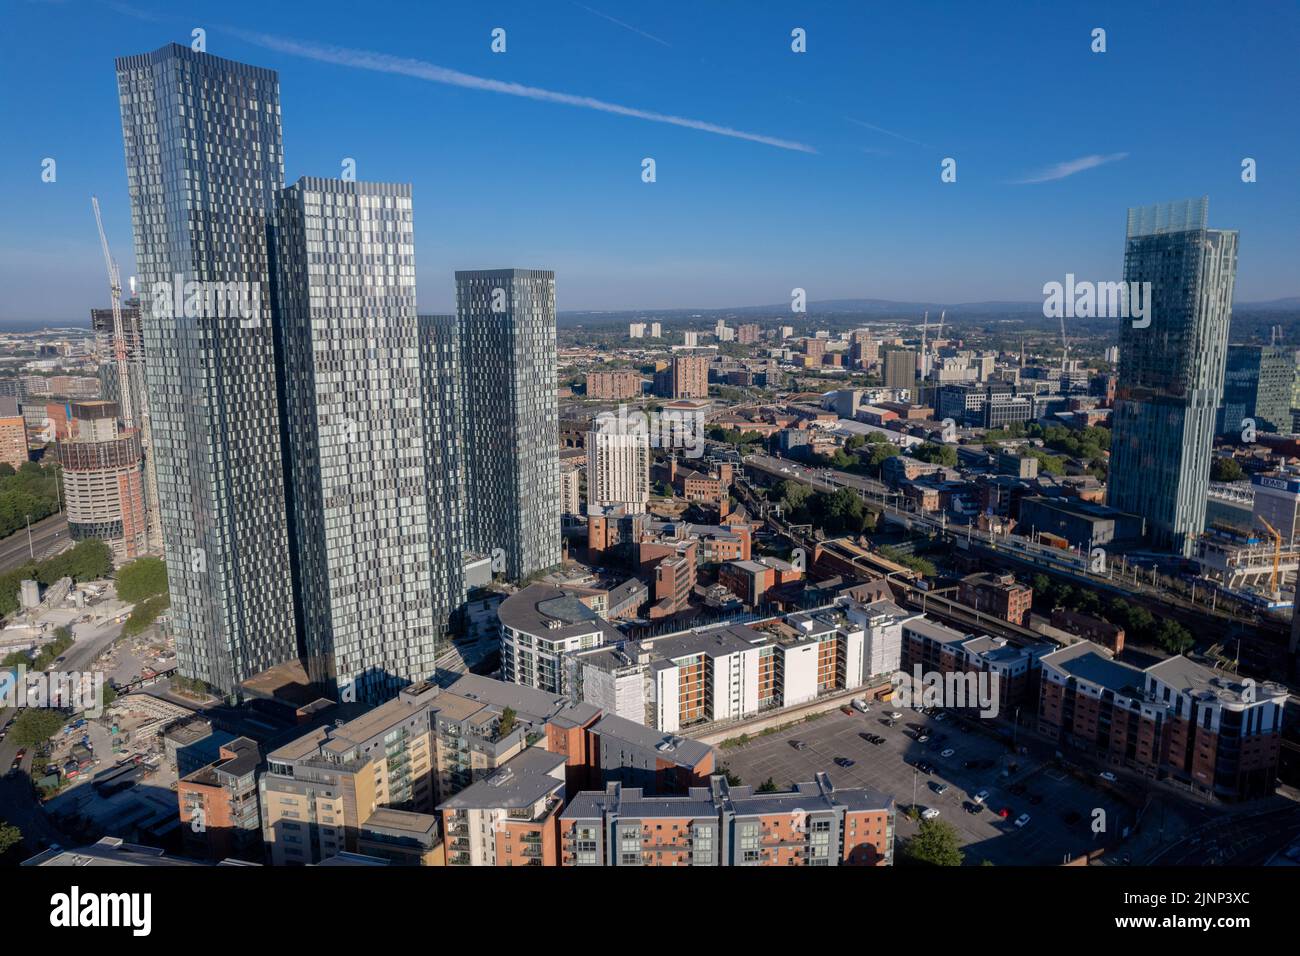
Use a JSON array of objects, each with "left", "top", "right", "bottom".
[
  {"left": 571, "top": 1, "right": 672, "bottom": 47},
  {"left": 226, "top": 29, "right": 816, "bottom": 154},
  {"left": 844, "top": 116, "right": 928, "bottom": 148},
  {"left": 1012, "top": 152, "right": 1128, "bottom": 184}
]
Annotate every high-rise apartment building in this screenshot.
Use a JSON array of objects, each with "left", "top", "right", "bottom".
[
  {"left": 671, "top": 354, "right": 709, "bottom": 399},
  {"left": 1217, "top": 344, "right": 1293, "bottom": 436},
  {"left": 56, "top": 401, "right": 148, "bottom": 562},
  {"left": 586, "top": 416, "right": 649, "bottom": 512},
  {"left": 0, "top": 397, "right": 26, "bottom": 470},
  {"left": 883, "top": 348, "right": 917, "bottom": 399},
  {"left": 275, "top": 178, "right": 462, "bottom": 704},
  {"left": 1108, "top": 198, "right": 1238, "bottom": 556},
  {"left": 584, "top": 369, "right": 641, "bottom": 400},
  {"left": 90, "top": 296, "right": 161, "bottom": 552},
  {"left": 455, "top": 269, "right": 560, "bottom": 581},
  {"left": 116, "top": 43, "right": 297, "bottom": 695}
]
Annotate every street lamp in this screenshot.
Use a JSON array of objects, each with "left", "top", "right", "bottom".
[{"left": 26, "top": 514, "right": 34, "bottom": 560}]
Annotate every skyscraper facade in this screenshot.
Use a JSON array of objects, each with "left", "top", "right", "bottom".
[
  {"left": 1216, "top": 345, "right": 1293, "bottom": 436},
  {"left": 275, "top": 178, "right": 462, "bottom": 704},
  {"left": 455, "top": 269, "right": 560, "bottom": 580},
  {"left": 883, "top": 348, "right": 917, "bottom": 399},
  {"left": 1109, "top": 197, "right": 1238, "bottom": 557},
  {"left": 56, "top": 401, "right": 148, "bottom": 562},
  {"left": 586, "top": 417, "right": 650, "bottom": 513},
  {"left": 116, "top": 44, "right": 297, "bottom": 695}
]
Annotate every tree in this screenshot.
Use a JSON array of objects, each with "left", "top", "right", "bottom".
[
  {"left": 0, "top": 821, "right": 22, "bottom": 857},
  {"left": 757, "top": 778, "right": 778, "bottom": 793},
  {"left": 913, "top": 443, "right": 957, "bottom": 467},
  {"left": 901, "top": 818, "right": 964, "bottom": 866},
  {"left": 1156, "top": 620, "right": 1195, "bottom": 655},
  {"left": 115, "top": 557, "right": 168, "bottom": 603},
  {"left": 9, "top": 709, "right": 66, "bottom": 748},
  {"left": 497, "top": 706, "right": 517, "bottom": 738},
  {"left": 1210, "top": 457, "right": 1245, "bottom": 483}
]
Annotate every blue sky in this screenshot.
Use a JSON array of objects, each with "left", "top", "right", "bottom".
[{"left": 2, "top": 0, "right": 1298, "bottom": 320}]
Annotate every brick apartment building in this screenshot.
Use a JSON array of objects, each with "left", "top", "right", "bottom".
[
  {"left": 957, "top": 571, "right": 1033, "bottom": 627},
  {"left": 718, "top": 556, "right": 803, "bottom": 606},
  {"left": 1037, "top": 642, "right": 1287, "bottom": 800},
  {"left": 177, "top": 737, "right": 262, "bottom": 861},
  {"left": 585, "top": 369, "right": 642, "bottom": 400},
  {"left": 560, "top": 773, "right": 893, "bottom": 866},
  {"left": 671, "top": 354, "right": 710, "bottom": 399}
]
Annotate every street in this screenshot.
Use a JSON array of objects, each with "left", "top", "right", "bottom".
[{"left": 0, "top": 512, "right": 69, "bottom": 573}]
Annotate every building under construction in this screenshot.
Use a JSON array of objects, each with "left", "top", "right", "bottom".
[{"left": 56, "top": 400, "right": 148, "bottom": 562}]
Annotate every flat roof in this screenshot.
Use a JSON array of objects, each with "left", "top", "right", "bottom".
[{"left": 591, "top": 713, "right": 713, "bottom": 767}]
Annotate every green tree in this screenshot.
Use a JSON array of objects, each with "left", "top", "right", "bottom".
[
  {"left": 497, "top": 706, "right": 517, "bottom": 738},
  {"left": 901, "top": 818, "right": 964, "bottom": 867},
  {"left": 9, "top": 709, "right": 66, "bottom": 748},
  {"left": 0, "top": 821, "right": 23, "bottom": 857},
  {"left": 757, "top": 778, "right": 778, "bottom": 793},
  {"left": 122, "top": 594, "right": 171, "bottom": 636},
  {"left": 913, "top": 443, "right": 958, "bottom": 467},
  {"left": 115, "top": 556, "right": 168, "bottom": 603},
  {"left": 1156, "top": 620, "right": 1195, "bottom": 655},
  {"left": 1210, "top": 457, "right": 1245, "bottom": 482}
]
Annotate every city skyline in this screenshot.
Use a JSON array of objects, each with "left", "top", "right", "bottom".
[{"left": 3, "top": 1, "right": 1299, "bottom": 321}]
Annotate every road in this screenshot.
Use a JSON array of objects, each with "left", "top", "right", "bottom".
[{"left": 0, "top": 512, "right": 69, "bottom": 572}]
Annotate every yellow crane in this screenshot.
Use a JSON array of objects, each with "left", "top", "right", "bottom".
[{"left": 1257, "top": 516, "right": 1282, "bottom": 596}]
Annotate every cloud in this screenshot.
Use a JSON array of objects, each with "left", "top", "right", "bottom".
[
  {"left": 225, "top": 29, "right": 816, "bottom": 154},
  {"left": 571, "top": 2, "right": 672, "bottom": 47},
  {"left": 1012, "top": 152, "right": 1128, "bottom": 184},
  {"left": 844, "top": 116, "right": 928, "bottom": 148}
]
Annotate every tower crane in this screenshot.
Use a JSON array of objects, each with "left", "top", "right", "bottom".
[
  {"left": 91, "top": 196, "right": 133, "bottom": 430},
  {"left": 1258, "top": 516, "right": 1283, "bottom": 597}
]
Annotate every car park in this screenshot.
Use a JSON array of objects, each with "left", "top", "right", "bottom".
[{"left": 1028, "top": 793, "right": 1043, "bottom": 806}]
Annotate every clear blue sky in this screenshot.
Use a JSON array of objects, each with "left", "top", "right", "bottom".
[{"left": 1, "top": 0, "right": 1297, "bottom": 321}]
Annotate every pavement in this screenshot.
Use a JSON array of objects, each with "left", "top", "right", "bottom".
[
  {"left": 0, "top": 512, "right": 69, "bottom": 573},
  {"left": 715, "top": 705, "right": 1136, "bottom": 866}
]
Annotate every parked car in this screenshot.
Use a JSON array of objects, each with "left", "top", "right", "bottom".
[
  {"left": 790, "top": 740, "right": 808, "bottom": 750},
  {"left": 921, "top": 808, "right": 941, "bottom": 821},
  {"left": 972, "top": 789, "right": 989, "bottom": 804},
  {"left": 997, "top": 807, "right": 1012, "bottom": 819},
  {"left": 1014, "top": 813, "right": 1031, "bottom": 828},
  {"left": 963, "top": 802, "right": 983, "bottom": 814},
  {"left": 940, "top": 748, "right": 955, "bottom": 758},
  {"left": 888, "top": 711, "right": 903, "bottom": 720},
  {"left": 834, "top": 757, "right": 856, "bottom": 768},
  {"left": 916, "top": 732, "right": 930, "bottom": 742},
  {"left": 929, "top": 782, "right": 949, "bottom": 795},
  {"left": 852, "top": 699, "right": 870, "bottom": 713},
  {"left": 916, "top": 761, "right": 934, "bottom": 775},
  {"left": 840, "top": 706, "right": 855, "bottom": 716},
  {"left": 1099, "top": 771, "right": 1117, "bottom": 782}
]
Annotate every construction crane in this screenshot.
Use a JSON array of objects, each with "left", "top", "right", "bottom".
[
  {"left": 91, "top": 196, "right": 133, "bottom": 430},
  {"left": 1258, "top": 516, "right": 1283, "bottom": 596}
]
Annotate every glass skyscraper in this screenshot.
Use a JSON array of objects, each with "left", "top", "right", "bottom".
[
  {"left": 455, "top": 269, "right": 560, "bottom": 580},
  {"left": 116, "top": 44, "right": 297, "bottom": 696},
  {"left": 1217, "top": 344, "right": 1294, "bottom": 436},
  {"left": 274, "top": 178, "right": 465, "bottom": 704},
  {"left": 1109, "top": 197, "right": 1238, "bottom": 557}
]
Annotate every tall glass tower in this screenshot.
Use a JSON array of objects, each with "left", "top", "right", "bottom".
[
  {"left": 1109, "top": 197, "right": 1238, "bottom": 557},
  {"left": 275, "top": 178, "right": 463, "bottom": 704},
  {"left": 455, "top": 269, "right": 560, "bottom": 580},
  {"left": 116, "top": 44, "right": 297, "bottom": 696}
]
